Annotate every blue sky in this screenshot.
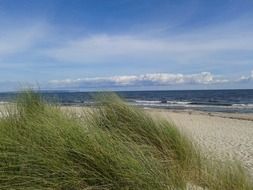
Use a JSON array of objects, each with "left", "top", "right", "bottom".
[{"left": 0, "top": 0, "right": 253, "bottom": 91}]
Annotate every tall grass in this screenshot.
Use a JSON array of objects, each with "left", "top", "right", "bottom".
[{"left": 0, "top": 91, "right": 252, "bottom": 189}]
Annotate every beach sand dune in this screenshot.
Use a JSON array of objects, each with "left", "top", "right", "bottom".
[
  {"left": 60, "top": 106, "right": 253, "bottom": 177},
  {"left": 2, "top": 104, "right": 253, "bottom": 178},
  {"left": 61, "top": 106, "right": 253, "bottom": 177},
  {"left": 149, "top": 109, "right": 253, "bottom": 177}
]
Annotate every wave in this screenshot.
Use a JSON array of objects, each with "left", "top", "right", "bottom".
[
  {"left": 132, "top": 99, "right": 191, "bottom": 106},
  {"left": 132, "top": 99, "right": 231, "bottom": 106},
  {"left": 134, "top": 100, "right": 161, "bottom": 104},
  {"left": 189, "top": 102, "right": 232, "bottom": 106},
  {"left": 167, "top": 101, "right": 192, "bottom": 105},
  {"left": 131, "top": 99, "right": 253, "bottom": 109},
  {"left": 232, "top": 104, "right": 253, "bottom": 108}
]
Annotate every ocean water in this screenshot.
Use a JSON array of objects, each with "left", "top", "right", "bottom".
[{"left": 0, "top": 89, "right": 253, "bottom": 113}]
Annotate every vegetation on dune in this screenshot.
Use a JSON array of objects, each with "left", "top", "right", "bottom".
[{"left": 0, "top": 91, "right": 252, "bottom": 189}]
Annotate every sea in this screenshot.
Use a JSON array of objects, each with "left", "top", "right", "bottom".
[{"left": 0, "top": 89, "right": 253, "bottom": 113}]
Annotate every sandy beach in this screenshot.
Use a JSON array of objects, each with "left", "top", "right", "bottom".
[{"left": 148, "top": 109, "right": 253, "bottom": 177}]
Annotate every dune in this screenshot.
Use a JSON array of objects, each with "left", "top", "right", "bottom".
[
  {"left": 61, "top": 105, "right": 253, "bottom": 177},
  {"left": 0, "top": 96, "right": 253, "bottom": 189}
]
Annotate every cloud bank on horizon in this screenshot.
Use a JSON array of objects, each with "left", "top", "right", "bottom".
[
  {"left": 0, "top": 0, "right": 253, "bottom": 91},
  {"left": 46, "top": 71, "right": 253, "bottom": 90}
]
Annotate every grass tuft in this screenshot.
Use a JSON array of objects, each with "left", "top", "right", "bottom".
[{"left": 0, "top": 91, "right": 252, "bottom": 189}]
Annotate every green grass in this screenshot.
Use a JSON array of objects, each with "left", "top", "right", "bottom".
[{"left": 0, "top": 91, "right": 252, "bottom": 189}]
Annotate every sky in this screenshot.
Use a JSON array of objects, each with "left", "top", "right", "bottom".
[{"left": 0, "top": 0, "right": 253, "bottom": 91}]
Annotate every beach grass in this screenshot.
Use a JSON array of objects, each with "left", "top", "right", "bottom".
[{"left": 0, "top": 91, "right": 252, "bottom": 189}]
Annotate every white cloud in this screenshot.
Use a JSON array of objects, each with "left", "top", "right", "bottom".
[
  {"left": 238, "top": 70, "right": 253, "bottom": 82},
  {"left": 48, "top": 72, "right": 228, "bottom": 89},
  {"left": 1, "top": 71, "right": 252, "bottom": 92}
]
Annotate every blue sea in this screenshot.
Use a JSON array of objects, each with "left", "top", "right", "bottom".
[{"left": 0, "top": 89, "right": 253, "bottom": 113}]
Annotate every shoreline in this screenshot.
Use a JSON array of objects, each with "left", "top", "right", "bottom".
[{"left": 146, "top": 107, "right": 253, "bottom": 121}]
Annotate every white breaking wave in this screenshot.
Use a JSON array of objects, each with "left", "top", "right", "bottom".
[
  {"left": 134, "top": 100, "right": 161, "bottom": 104},
  {"left": 134, "top": 99, "right": 191, "bottom": 105},
  {"left": 166, "top": 101, "right": 192, "bottom": 105},
  {"left": 232, "top": 104, "right": 253, "bottom": 108},
  {"left": 131, "top": 100, "right": 253, "bottom": 110}
]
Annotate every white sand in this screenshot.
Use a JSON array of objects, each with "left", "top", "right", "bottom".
[{"left": 149, "top": 109, "right": 253, "bottom": 177}]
